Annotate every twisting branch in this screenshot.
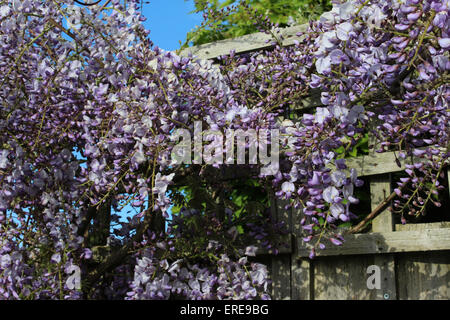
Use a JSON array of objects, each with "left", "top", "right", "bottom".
[
  {"left": 347, "top": 186, "right": 404, "bottom": 234},
  {"left": 74, "top": 0, "right": 103, "bottom": 6},
  {"left": 83, "top": 208, "right": 154, "bottom": 295}
]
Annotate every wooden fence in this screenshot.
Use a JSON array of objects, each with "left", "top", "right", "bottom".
[
  {"left": 179, "top": 23, "right": 450, "bottom": 300},
  {"left": 268, "top": 155, "right": 450, "bottom": 300}
]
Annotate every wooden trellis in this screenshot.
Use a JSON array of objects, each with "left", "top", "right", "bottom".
[
  {"left": 269, "top": 153, "right": 450, "bottom": 300},
  {"left": 180, "top": 23, "right": 450, "bottom": 300}
]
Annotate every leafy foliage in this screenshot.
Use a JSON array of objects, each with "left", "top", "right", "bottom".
[{"left": 183, "top": 0, "right": 331, "bottom": 47}]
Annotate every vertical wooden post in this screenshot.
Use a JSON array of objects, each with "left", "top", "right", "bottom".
[
  {"left": 366, "top": 126, "right": 397, "bottom": 299},
  {"left": 447, "top": 168, "right": 450, "bottom": 200},
  {"left": 291, "top": 204, "right": 311, "bottom": 300},
  {"left": 370, "top": 174, "right": 397, "bottom": 300},
  {"left": 371, "top": 174, "right": 394, "bottom": 232},
  {"left": 270, "top": 197, "right": 292, "bottom": 300}
]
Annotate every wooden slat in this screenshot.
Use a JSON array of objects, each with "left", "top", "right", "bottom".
[
  {"left": 255, "top": 197, "right": 291, "bottom": 255},
  {"left": 290, "top": 204, "right": 311, "bottom": 300},
  {"left": 297, "top": 227, "right": 450, "bottom": 257},
  {"left": 448, "top": 168, "right": 450, "bottom": 200},
  {"left": 329, "top": 148, "right": 447, "bottom": 178},
  {"left": 271, "top": 255, "right": 291, "bottom": 300},
  {"left": 395, "top": 222, "right": 450, "bottom": 299},
  {"left": 396, "top": 221, "right": 450, "bottom": 231},
  {"left": 270, "top": 198, "right": 292, "bottom": 299},
  {"left": 314, "top": 255, "right": 378, "bottom": 300},
  {"left": 370, "top": 174, "right": 393, "bottom": 233},
  {"left": 179, "top": 24, "right": 309, "bottom": 60},
  {"left": 397, "top": 251, "right": 450, "bottom": 299},
  {"left": 370, "top": 174, "right": 396, "bottom": 300},
  {"left": 291, "top": 258, "right": 311, "bottom": 300},
  {"left": 372, "top": 254, "right": 396, "bottom": 300}
]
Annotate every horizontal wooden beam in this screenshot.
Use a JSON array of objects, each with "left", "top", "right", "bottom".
[
  {"left": 330, "top": 148, "right": 448, "bottom": 177},
  {"left": 179, "top": 24, "right": 308, "bottom": 60},
  {"left": 395, "top": 221, "right": 450, "bottom": 231},
  {"left": 296, "top": 226, "right": 450, "bottom": 258}
]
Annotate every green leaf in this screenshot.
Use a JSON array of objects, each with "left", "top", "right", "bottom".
[
  {"left": 337, "top": 222, "right": 352, "bottom": 229},
  {"left": 348, "top": 147, "right": 358, "bottom": 158},
  {"left": 335, "top": 146, "right": 345, "bottom": 154}
]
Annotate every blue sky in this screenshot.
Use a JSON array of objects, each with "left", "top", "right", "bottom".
[{"left": 140, "top": 1, "right": 204, "bottom": 51}]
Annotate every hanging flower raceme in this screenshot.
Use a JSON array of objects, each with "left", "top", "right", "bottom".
[{"left": 0, "top": 0, "right": 448, "bottom": 299}]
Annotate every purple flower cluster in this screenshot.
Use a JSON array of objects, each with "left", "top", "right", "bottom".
[
  {"left": 0, "top": 0, "right": 448, "bottom": 299},
  {"left": 230, "top": 0, "right": 449, "bottom": 255},
  {"left": 126, "top": 239, "right": 270, "bottom": 300}
]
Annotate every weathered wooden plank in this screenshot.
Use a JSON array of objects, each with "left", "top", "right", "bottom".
[
  {"left": 371, "top": 174, "right": 393, "bottom": 233},
  {"left": 328, "top": 148, "right": 448, "bottom": 178},
  {"left": 179, "top": 24, "right": 309, "bottom": 60},
  {"left": 271, "top": 255, "right": 291, "bottom": 300},
  {"left": 314, "top": 255, "right": 377, "bottom": 300},
  {"left": 276, "top": 199, "right": 292, "bottom": 233},
  {"left": 370, "top": 174, "right": 396, "bottom": 300},
  {"left": 291, "top": 258, "right": 311, "bottom": 300},
  {"left": 448, "top": 168, "right": 450, "bottom": 200},
  {"left": 297, "top": 227, "right": 450, "bottom": 257},
  {"left": 256, "top": 190, "right": 292, "bottom": 258},
  {"left": 394, "top": 223, "right": 450, "bottom": 299},
  {"left": 397, "top": 251, "right": 450, "bottom": 299},
  {"left": 270, "top": 197, "right": 292, "bottom": 299},
  {"left": 371, "top": 255, "right": 396, "bottom": 300},
  {"left": 396, "top": 221, "right": 450, "bottom": 231},
  {"left": 290, "top": 204, "right": 312, "bottom": 300}
]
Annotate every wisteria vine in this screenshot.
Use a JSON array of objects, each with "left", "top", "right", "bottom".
[{"left": 0, "top": 0, "right": 448, "bottom": 300}]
